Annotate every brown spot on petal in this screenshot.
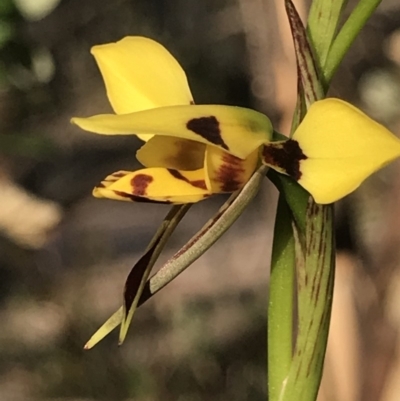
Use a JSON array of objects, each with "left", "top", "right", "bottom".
[
  {"left": 216, "top": 153, "right": 245, "bottom": 192},
  {"left": 164, "top": 139, "right": 205, "bottom": 171},
  {"left": 262, "top": 139, "right": 307, "bottom": 180},
  {"left": 191, "top": 180, "right": 207, "bottom": 190},
  {"left": 186, "top": 116, "right": 229, "bottom": 150},
  {"left": 168, "top": 169, "right": 207, "bottom": 190},
  {"left": 131, "top": 174, "right": 153, "bottom": 196}
]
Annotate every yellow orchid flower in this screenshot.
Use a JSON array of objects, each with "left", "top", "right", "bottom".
[
  {"left": 72, "top": 36, "right": 400, "bottom": 204},
  {"left": 72, "top": 36, "right": 270, "bottom": 204}
]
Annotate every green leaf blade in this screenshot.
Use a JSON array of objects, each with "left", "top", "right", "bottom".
[{"left": 307, "top": 0, "right": 349, "bottom": 70}]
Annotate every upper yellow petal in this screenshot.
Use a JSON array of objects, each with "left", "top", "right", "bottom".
[
  {"left": 91, "top": 36, "right": 193, "bottom": 114},
  {"left": 293, "top": 98, "right": 400, "bottom": 203},
  {"left": 72, "top": 105, "right": 273, "bottom": 159}
]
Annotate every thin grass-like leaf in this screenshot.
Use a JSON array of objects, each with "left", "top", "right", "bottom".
[
  {"left": 141, "top": 165, "right": 268, "bottom": 302},
  {"left": 119, "top": 204, "right": 190, "bottom": 344},
  {"left": 307, "top": 0, "right": 348, "bottom": 73},
  {"left": 85, "top": 165, "right": 267, "bottom": 348},
  {"left": 84, "top": 204, "right": 190, "bottom": 349},
  {"left": 324, "top": 0, "right": 382, "bottom": 83},
  {"left": 285, "top": 0, "right": 324, "bottom": 107},
  {"left": 84, "top": 308, "right": 123, "bottom": 350}
]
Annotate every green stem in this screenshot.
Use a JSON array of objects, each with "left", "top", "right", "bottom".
[
  {"left": 268, "top": 0, "right": 381, "bottom": 400},
  {"left": 324, "top": 0, "right": 382, "bottom": 82},
  {"left": 267, "top": 197, "right": 295, "bottom": 401},
  {"left": 307, "top": 0, "right": 349, "bottom": 72},
  {"left": 282, "top": 203, "right": 335, "bottom": 401}
]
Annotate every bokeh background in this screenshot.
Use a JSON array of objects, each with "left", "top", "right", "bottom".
[{"left": 1, "top": 0, "right": 400, "bottom": 400}]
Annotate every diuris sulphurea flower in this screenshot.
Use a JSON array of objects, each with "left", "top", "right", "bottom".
[{"left": 72, "top": 36, "right": 400, "bottom": 204}]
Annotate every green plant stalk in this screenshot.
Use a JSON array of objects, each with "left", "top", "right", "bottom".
[
  {"left": 268, "top": 0, "right": 381, "bottom": 400},
  {"left": 283, "top": 203, "right": 335, "bottom": 400},
  {"left": 267, "top": 197, "right": 295, "bottom": 401},
  {"left": 307, "top": 0, "right": 349, "bottom": 74},
  {"left": 324, "top": 0, "right": 382, "bottom": 83},
  {"left": 268, "top": 0, "right": 327, "bottom": 398}
]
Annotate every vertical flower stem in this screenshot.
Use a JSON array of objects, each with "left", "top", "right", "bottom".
[
  {"left": 289, "top": 203, "right": 335, "bottom": 400},
  {"left": 267, "top": 0, "right": 382, "bottom": 400},
  {"left": 268, "top": 0, "right": 326, "bottom": 398},
  {"left": 267, "top": 197, "right": 295, "bottom": 400}
]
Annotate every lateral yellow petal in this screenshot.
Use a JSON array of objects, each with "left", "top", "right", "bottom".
[
  {"left": 205, "top": 146, "right": 260, "bottom": 193},
  {"left": 92, "top": 170, "right": 135, "bottom": 201},
  {"left": 136, "top": 136, "right": 206, "bottom": 170},
  {"left": 72, "top": 105, "right": 273, "bottom": 159},
  {"left": 93, "top": 168, "right": 211, "bottom": 204},
  {"left": 293, "top": 98, "right": 400, "bottom": 203},
  {"left": 91, "top": 36, "right": 193, "bottom": 114}
]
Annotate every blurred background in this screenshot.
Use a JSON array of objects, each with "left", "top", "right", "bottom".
[{"left": 0, "top": 0, "right": 400, "bottom": 400}]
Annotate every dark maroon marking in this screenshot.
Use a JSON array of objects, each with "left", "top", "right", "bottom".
[
  {"left": 215, "top": 153, "right": 245, "bottom": 192},
  {"left": 167, "top": 169, "right": 207, "bottom": 190},
  {"left": 168, "top": 169, "right": 187, "bottom": 181},
  {"left": 262, "top": 139, "right": 307, "bottom": 180},
  {"left": 286, "top": 0, "right": 320, "bottom": 103},
  {"left": 131, "top": 174, "right": 153, "bottom": 196},
  {"left": 123, "top": 235, "right": 163, "bottom": 317},
  {"left": 190, "top": 100, "right": 195, "bottom": 105},
  {"left": 114, "top": 191, "right": 171, "bottom": 204},
  {"left": 137, "top": 282, "right": 152, "bottom": 307},
  {"left": 186, "top": 116, "right": 229, "bottom": 150},
  {"left": 191, "top": 180, "right": 207, "bottom": 190},
  {"left": 97, "top": 182, "right": 106, "bottom": 188}
]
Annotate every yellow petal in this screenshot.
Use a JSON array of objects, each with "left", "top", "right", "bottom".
[
  {"left": 136, "top": 136, "right": 206, "bottom": 170},
  {"left": 293, "top": 98, "right": 400, "bottom": 203},
  {"left": 205, "top": 146, "right": 260, "bottom": 193},
  {"left": 72, "top": 105, "right": 273, "bottom": 159},
  {"left": 93, "top": 168, "right": 211, "bottom": 204},
  {"left": 91, "top": 36, "right": 193, "bottom": 114}
]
